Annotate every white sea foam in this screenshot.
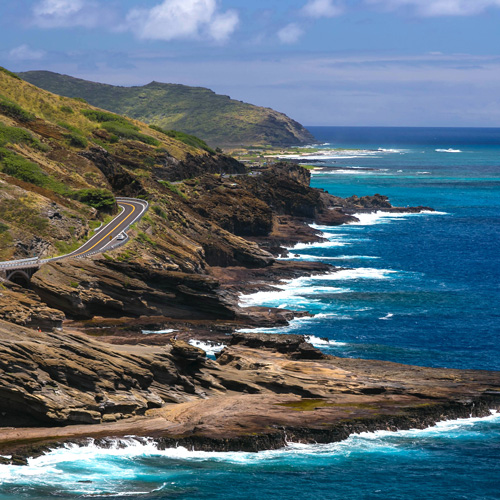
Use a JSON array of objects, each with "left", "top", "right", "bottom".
[
  {"left": 236, "top": 313, "right": 349, "bottom": 335},
  {"left": 347, "top": 210, "right": 448, "bottom": 226},
  {"left": 279, "top": 254, "right": 380, "bottom": 262},
  {"left": 141, "top": 328, "right": 176, "bottom": 335},
  {"left": 240, "top": 267, "right": 395, "bottom": 308},
  {"left": 188, "top": 340, "right": 226, "bottom": 356},
  {"left": 287, "top": 240, "right": 349, "bottom": 250},
  {"left": 436, "top": 148, "right": 462, "bottom": 153},
  {"left": 1, "top": 412, "right": 498, "bottom": 485},
  {"left": 305, "top": 335, "right": 347, "bottom": 347},
  {"left": 379, "top": 313, "right": 394, "bottom": 320}
]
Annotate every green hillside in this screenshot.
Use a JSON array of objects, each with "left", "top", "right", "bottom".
[{"left": 19, "top": 71, "right": 316, "bottom": 148}]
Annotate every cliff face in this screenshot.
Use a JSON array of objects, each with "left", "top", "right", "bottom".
[{"left": 18, "top": 71, "right": 316, "bottom": 148}]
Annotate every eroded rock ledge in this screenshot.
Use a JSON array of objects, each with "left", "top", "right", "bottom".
[{"left": 1, "top": 324, "right": 499, "bottom": 462}]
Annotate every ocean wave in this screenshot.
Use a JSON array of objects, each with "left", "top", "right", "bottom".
[
  {"left": 188, "top": 340, "right": 226, "bottom": 356},
  {"left": 379, "top": 313, "right": 394, "bottom": 320},
  {"left": 286, "top": 240, "right": 349, "bottom": 250},
  {"left": 2, "top": 412, "right": 497, "bottom": 482},
  {"left": 305, "top": 335, "right": 347, "bottom": 347},
  {"left": 435, "top": 148, "right": 462, "bottom": 153},
  {"left": 279, "top": 254, "right": 380, "bottom": 262},
  {"left": 347, "top": 210, "right": 449, "bottom": 226},
  {"left": 235, "top": 313, "right": 350, "bottom": 335},
  {"left": 239, "top": 268, "right": 395, "bottom": 308},
  {"left": 141, "top": 328, "right": 176, "bottom": 335}
]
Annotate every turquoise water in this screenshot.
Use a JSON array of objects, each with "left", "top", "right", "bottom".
[{"left": 1, "top": 127, "right": 499, "bottom": 499}]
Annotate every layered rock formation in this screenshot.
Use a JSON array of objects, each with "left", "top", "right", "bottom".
[{"left": 1, "top": 326, "right": 499, "bottom": 460}]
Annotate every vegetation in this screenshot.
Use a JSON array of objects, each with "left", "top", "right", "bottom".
[
  {"left": 73, "top": 189, "right": 115, "bottom": 212},
  {"left": 65, "top": 132, "right": 88, "bottom": 148},
  {"left": 0, "top": 123, "right": 45, "bottom": 150},
  {"left": 0, "top": 94, "right": 36, "bottom": 123},
  {"left": 0, "top": 66, "right": 22, "bottom": 81},
  {"left": 101, "top": 122, "right": 159, "bottom": 146},
  {"left": 159, "top": 180, "right": 187, "bottom": 200},
  {"left": 0, "top": 147, "right": 66, "bottom": 193},
  {"left": 81, "top": 109, "right": 131, "bottom": 125},
  {"left": 149, "top": 125, "right": 214, "bottom": 153},
  {"left": 152, "top": 204, "right": 167, "bottom": 219},
  {"left": 19, "top": 71, "right": 316, "bottom": 147}
]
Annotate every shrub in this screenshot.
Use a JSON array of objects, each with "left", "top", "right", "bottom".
[
  {"left": 137, "top": 232, "right": 156, "bottom": 247},
  {"left": 82, "top": 109, "right": 131, "bottom": 125},
  {"left": 57, "top": 121, "right": 81, "bottom": 134},
  {"left": 102, "top": 122, "right": 160, "bottom": 146},
  {"left": 159, "top": 180, "right": 187, "bottom": 200},
  {"left": 73, "top": 188, "right": 115, "bottom": 212},
  {"left": 73, "top": 97, "right": 88, "bottom": 104},
  {"left": 149, "top": 124, "right": 215, "bottom": 153},
  {"left": 60, "top": 105, "right": 74, "bottom": 114},
  {"left": 152, "top": 204, "right": 167, "bottom": 219},
  {"left": 0, "top": 222, "right": 9, "bottom": 233},
  {"left": 0, "top": 147, "right": 49, "bottom": 185},
  {"left": 0, "top": 94, "right": 35, "bottom": 122},
  {"left": 65, "top": 132, "right": 88, "bottom": 148},
  {"left": 0, "top": 148, "right": 67, "bottom": 193},
  {"left": 0, "top": 123, "right": 43, "bottom": 150}
]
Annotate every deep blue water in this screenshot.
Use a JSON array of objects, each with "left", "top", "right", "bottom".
[{"left": 1, "top": 126, "right": 499, "bottom": 499}]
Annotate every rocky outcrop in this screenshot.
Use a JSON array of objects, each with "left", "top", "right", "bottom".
[
  {"left": 0, "top": 320, "right": 221, "bottom": 427},
  {"left": 229, "top": 332, "right": 328, "bottom": 360},
  {"left": 155, "top": 153, "right": 246, "bottom": 182},
  {"left": 1, "top": 330, "right": 499, "bottom": 460},
  {"left": 30, "top": 259, "right": 239, "bottom": 320},
  {"left": 0, "top": 281, "right": 64, "bottom": 330}
]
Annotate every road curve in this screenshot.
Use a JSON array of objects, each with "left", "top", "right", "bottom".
[
  {"left": 52, "top": 198, "right": 148, "bottom": 260},
  {"left": 0, "top": 198, "right": 148, "bottom": 272}
]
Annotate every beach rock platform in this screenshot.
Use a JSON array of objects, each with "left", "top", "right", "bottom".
[{"left": 1, "top": 320, "right": 499, "bottom": 463}]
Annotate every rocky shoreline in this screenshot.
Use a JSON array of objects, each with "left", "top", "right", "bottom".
[
  {"left": 2, "top": 161, "right": 499, "bottom": 465},
  {"left": 1, "top": 329, "right": 499, "bottom": 464}
]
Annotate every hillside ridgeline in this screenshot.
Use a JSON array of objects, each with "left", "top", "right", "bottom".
[{"left": 18, "top": 71, "right": 316, "bottom": 148}]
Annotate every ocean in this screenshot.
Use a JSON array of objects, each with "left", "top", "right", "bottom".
[{"left": 1, "top": 126, "right": 499, "bottom": 499}]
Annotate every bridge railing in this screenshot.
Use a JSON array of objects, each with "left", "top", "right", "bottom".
[{"left": 0, "top": 257, "right": 40, "bottom": 270}]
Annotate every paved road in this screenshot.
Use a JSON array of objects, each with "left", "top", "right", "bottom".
[
  {"left": 0, "top": 197, "right": 148, "bottom": 271},
  {"left": 58, "top": 198, "right": 148, "bottom": 260}
]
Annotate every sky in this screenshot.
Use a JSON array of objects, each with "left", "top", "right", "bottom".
[{"left": 1, "top": 0, "right": 500, "bottom": 127}]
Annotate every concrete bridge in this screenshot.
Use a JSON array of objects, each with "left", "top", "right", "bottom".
[{"left": 0, "top": 197, "right": 148, "bottom": 286}]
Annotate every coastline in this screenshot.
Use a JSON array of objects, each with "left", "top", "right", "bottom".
[{"left": 1, "top": 165, "right": 498, "bottom": 466}]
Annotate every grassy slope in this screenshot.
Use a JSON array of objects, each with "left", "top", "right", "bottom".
[
  {"left": 19, "top": 71, "right": 316, "bottom": 148},
  {"left": 0, "top": 67, "right": 208, "bottom": 261}
]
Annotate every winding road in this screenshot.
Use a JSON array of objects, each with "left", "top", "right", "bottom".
[{"left": 0, "top": 197, "right": 148, "bottom": 274}]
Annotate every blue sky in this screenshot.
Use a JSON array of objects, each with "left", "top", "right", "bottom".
[{"left": 1, "top": 0, "right": 500, "bottom": 127}]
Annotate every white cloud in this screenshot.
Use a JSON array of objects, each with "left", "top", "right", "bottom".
[
  {"left": 365, "top": 0, "right": 500, "bottom": 16},
  {"left": 277, "top": 23, "right": 304, "bottom": 44},
  {"left": 126, "top": 0, "right": 239, "bottom": 42},
  {"left": 302, "top": 0, "right": 344, "bottom": 18},
  {"left": 32, "top": 0, "right": 113, "bottom": 28},
  {"left": 9, "top": 44, "right": 46, "bottom": 61}
]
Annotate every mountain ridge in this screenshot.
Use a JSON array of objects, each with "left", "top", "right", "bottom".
[{"left": 19, "top": 70, "right": 316, "bottom": 148}]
